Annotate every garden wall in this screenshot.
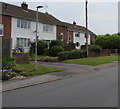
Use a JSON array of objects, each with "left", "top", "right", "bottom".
[
  {"left": 13, "top": 53, "right": 29, "bottom": 64},
  {"left": 88, "top": 50, "right": 110, "bottom": 57}
]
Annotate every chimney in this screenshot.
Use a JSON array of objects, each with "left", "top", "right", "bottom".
[
  {"left": 73, "top": 21, "right": 76, "bottom": 25},
  {"left": 21, "top": 2, "right": 28, "bottom": 10}
]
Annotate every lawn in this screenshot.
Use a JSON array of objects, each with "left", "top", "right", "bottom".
[
  {"left": 30, "top": 55, "right": 58, "bottom": 60},
  {"left": 63, "top": 56, "right": 119, "bottom": 66},
  {"left": 17, "top": 64, "right": 63, "bottom": 76}
]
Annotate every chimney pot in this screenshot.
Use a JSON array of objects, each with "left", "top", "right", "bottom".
[
  {"left": 73, "top": 21, "right": 76, "bottom": 25},
  {"left": 21, "top": 2, "right": 28, "bottom": 10}
]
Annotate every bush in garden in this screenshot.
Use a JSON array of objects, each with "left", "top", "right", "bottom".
[
  {"left": 95, "top": 34, "right": 120, "bottom": 49},
  {"left": 30, "top": 40, "right": 48, "bottom": 55},
  {"left": 49, "top": 46, "right": 64, "bottom": 57},
  {"left": 1, "top": 57, "right": 21, "bottom": 80},
  {"left": 89, "top": 45, "right": 102, "bottom": 53},
  {"left": 2, "top": 57, "right": 17, "bottom": 70},
  {"left": 58, "top": 50, "right": 86, "bottom": 61},
  {"left": 1, "top": 70, "right": 18, "bottom": 80},
  {"left": 63, "top": 42, "right": 75, "bottom": 51},
  {"left": 49, "top": 40, "right": 63, "bottom": 48}
]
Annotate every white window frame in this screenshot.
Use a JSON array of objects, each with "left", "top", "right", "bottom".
[
  {"left": 17, "top": 19, "right": 31, "bottom": 29},
  {"left": 43, "top": 24, "right": 53, "bottom": 33},
  {"left": 0, "top": 24, "right": 4, "bottom": 36}
]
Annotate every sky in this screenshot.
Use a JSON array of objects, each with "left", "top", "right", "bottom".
[{"left": 1, "top": 0, "right": 119, "bottom": 35}]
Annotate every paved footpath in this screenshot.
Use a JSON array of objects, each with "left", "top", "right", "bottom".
[{"left": 2, "top": 61, "right": 118, "bottom": 92}]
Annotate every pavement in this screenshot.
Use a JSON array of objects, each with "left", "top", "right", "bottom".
[{"left": 2, "top": 61, "right": 118, "bottom": 92}]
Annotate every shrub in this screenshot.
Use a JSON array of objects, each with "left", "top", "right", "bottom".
[
  {"left": 89, "top": 45, "right": 102, "bottom": 53},
  {"left": 63, "top": 42, "right": 75, "bottom": 51},
  {"left": 49, "top": 46, "right": 64, "bottom": 57},
  {"left": 95, "top": 34, "right": 120, "bottom": 49},
  {"left": 81, "top": 45, "right": 90, "bottom": 50},
  {"left": 30, "top": 41, "right": 48, "bottom": 55},
  {"left": 2, "top": 57, "right": 17, "bottom": 70},
  {"left": 58, "top": 50, "right": 86, "bottom": 61},
  {"left": 49, "top": 40, "right": 63, "bottom": 48}
]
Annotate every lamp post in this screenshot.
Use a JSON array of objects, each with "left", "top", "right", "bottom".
[
  {"left": 35, "top": 5, "right": 43, "bottom": 71},
  {"left": 85, "top": 0, "right": 88, "bottom": 58}
]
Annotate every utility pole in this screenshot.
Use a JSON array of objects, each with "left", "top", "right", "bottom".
[{"left": 85, "top": 0, "right": 88, "bottom": 58}]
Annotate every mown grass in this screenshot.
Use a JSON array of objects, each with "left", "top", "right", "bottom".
[
  {"left": 63, "top": 56, "right": 119, "bottom": 66},
  {"left": 17, "top": 64, "right": 63, "bottom": 76},
  {"left": 29, "top": 55, "right": 58, "bottom": 60}
]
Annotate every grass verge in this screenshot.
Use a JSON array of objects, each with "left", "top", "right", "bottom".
[
  {"left": 63, "top": 56, "right": 119, "bottom": 66},
  {"left": 17, "top": 64, "right": 63, "bottom": 76}
]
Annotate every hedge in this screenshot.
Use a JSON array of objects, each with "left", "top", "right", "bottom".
[
  {"left": 49, "top": 46, "right": 64, "bottom": 57},
  {"left": 58, "top": 50, "right": 86, "bottom": 61}
]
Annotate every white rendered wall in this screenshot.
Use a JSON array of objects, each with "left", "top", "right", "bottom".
[
  {"left": 73, "top": 32, "right": 90, "bottom": 49},
  {"left": 11, "top": 17, "right": 56, "bottom": 52}
]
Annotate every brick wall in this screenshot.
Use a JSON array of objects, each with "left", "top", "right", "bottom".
[
  {"left": 88, "top": 50, "right": 111, "bottom": 57},
  {"left": 90, "top": 34, "right": 96, "bottom": 44},
  {"left": 56, "top": 26, "right": 73, "bottom": 43},
  {"left": 2, "top": 15, "right": 12, "bottom": 39}
]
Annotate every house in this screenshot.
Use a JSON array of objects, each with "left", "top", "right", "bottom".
[
  {"left": 0, "top": 2, "right": 97, "bottom": 56},
  {"left": 57, "top": 21, "right": 96, "bottom": 49},
  {"left": 0, "top": 2, "right": 61, "bottom": 54}
]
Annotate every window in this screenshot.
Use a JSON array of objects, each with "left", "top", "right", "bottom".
[
  {"left": 16, "top": 38, "right": 30, "bottom": 48},
  {"left": 43, "top": 24, "right": 53, "bottom": 32},
  {"left": 17, "top": 19, "right": 31, "bottom": 29},
  {"left": 76, "top": 42, "right": 80, "bottom": 47},
  {"left": 60, "top": 33, "right": 64, "bottom": 41},
  {"left": 75, "top": 32, "right": 80, "bottom": 37},
  {"left": 17, "top": 19, "right": 20, "bottom": 27},
  {"left": 0, "top": 24, "right": 4, "bottom": 36}
]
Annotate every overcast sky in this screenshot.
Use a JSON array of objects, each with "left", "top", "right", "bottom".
[{"left": 1, "top": 0, "right": 119, "bottom": 35}]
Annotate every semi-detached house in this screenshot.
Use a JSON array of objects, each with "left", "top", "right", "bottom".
[{"left": 0, "top": 2, "right": 97, "bottom": 56}]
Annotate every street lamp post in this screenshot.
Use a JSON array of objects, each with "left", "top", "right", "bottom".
[
  {"left": 34, "top": 6, "right": 43, "bottom": 71},
  {"left": 85, "top": 0, "right": 88, "bottom": 58}
]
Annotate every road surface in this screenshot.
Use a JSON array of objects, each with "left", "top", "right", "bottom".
[{"left": 3, "top": 66, "right": 118, "bottom": 107}]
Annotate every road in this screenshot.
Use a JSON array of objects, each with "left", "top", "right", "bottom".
[{"left": 3, "top": 66, "right": 118, "bottom": 107}]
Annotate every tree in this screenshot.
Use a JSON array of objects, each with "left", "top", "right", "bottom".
[{"left": 95, "top": 34, "right": 120, "bottom": 49}]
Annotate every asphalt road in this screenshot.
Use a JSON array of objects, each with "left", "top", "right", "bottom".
[{"left": 3, "top": 66, "right": 118, "bottom": 107}]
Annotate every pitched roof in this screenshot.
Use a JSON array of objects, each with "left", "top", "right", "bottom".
[
  {"left": 1, "top": 2, "right": 61, "bottom": 25},
  {"left": 60, "top": 22, "right": 97, "bottom": 36},
  {"left": 1, "top": 2, "right": 96, "bottom": 36}
]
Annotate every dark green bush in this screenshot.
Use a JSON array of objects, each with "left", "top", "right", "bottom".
[
  {"left": 58, "top": 50, "right": 86, "bottom": 61},
  {"left": 81, "top": 45, "right": 90, "bottom": 50},
  {"left": 30, "top": 41, "right": 48, "bottom": 55},
  {"left": 49, "top": 46, "right": 64, "bottom": 57},
  {"left": 95, "top": 34, "right": 120, "bottom": 49},
  {"left": 49, "top": 40, "right": 63, "bottom": 48},
  {"left": 89, "top": 45, "right": 102, "bottom": 53},
  {"left": 63, "top": 42, "right": 75, "bottom": 51},
  {"left": 2, "top": 57, "right": 17, "bottom": 70}
]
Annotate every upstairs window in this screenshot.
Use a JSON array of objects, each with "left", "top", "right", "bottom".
[
  {"left": 75, "top": 32, "right": 80, "bottom": 37},
  {"left": 43, "top": 24, "right": 53, "bottom": 33},
  {"left": 17, "top": 19, "right": 31, "bottom": 29},
  {"left": 0, "top": 24, "right": 4, "bottom": 36}
]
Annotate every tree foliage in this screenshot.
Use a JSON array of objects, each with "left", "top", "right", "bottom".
[{"left": 95, "top": 34, "right": 120, "bottom": 49}]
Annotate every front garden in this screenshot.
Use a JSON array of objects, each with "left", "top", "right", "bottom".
[
  {"left": 1, "top": 57, "right": 63, "bottom": 81},
  {"left": 1, "top": 34, "right": 120, "bottom": 80}
]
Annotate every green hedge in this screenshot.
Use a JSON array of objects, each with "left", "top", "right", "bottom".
[
  {"left": 89, "top": 45, "right": 102, "bottom": 53},
  {"left": 49, "top": 46, "right": 64, "bottom": 57},
  {"left": 58, "top": 50, "right": 86, "bottom": 61}
]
